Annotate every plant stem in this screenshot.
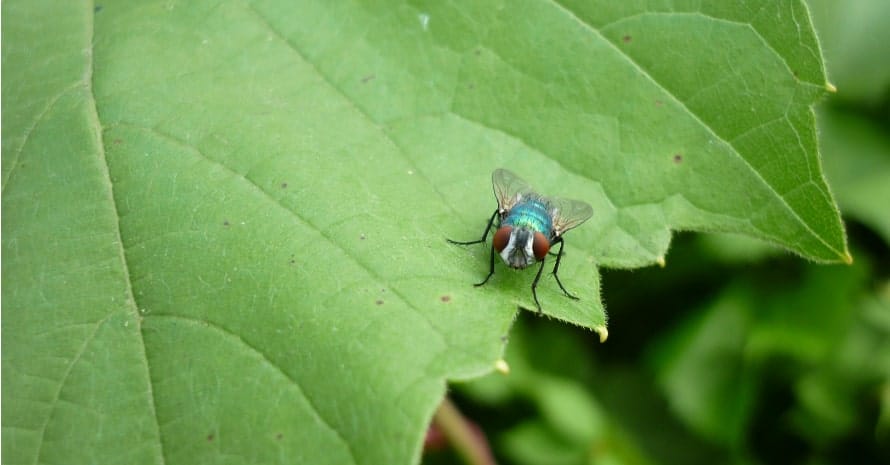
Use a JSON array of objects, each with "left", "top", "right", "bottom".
[{"left": 433, "top": 397, "right": 497, "bottom": 465}]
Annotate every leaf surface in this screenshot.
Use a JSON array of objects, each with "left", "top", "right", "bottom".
[{"left": 2, "top": 1, "right": 846, "bottom": 464}]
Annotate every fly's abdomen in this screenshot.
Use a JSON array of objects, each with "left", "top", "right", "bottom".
[{"left": 504, "top": 200, "right": 553, "bottom": 237}]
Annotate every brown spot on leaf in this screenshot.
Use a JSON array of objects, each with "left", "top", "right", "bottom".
[
  {"left": 622, "top": 35, "right": 632, "bottom": 43},
  {"left": 375, "top": 299, "right": 384, "bottom": 305},
  {"left": 673, "top": 153, "right": 683, "bottom": 163},
  {"left": 440, "top": 295, "right": 451, "bottom": 303},
  {"left": 361, "top": 74, "right": 375, "bottom": 83},
  {"left": 281, "top": 182, "right": 288, "bottom": 189},
  {"left": 223, "top": 220, "right": 230, "bottom": 227},
  {"left": 655, "top": 100, "right": 663, "bottom": 107},
  {"left": 207, "top": 434, "right": 214, "bottom": 442},
  {"left": 276, "top": 433, "right": 283, "bottom": 440}
]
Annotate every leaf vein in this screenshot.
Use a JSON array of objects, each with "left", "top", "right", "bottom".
[
  {"left": 86, "top": 7, "right": 167, "bottom": 463},
  {"left": 150, "top": 314, "right": 359, "bottom": 462},
  {"left": 31, "top": 313, "right": 114, "bottom": 465},
  {"left": 2, "top": 81, "right": 83, "bottom": 194}
]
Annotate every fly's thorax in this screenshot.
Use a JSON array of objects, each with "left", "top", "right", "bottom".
[
  {"left": 503, "top": 199, "right": 554, "bottom": 238},
  {"left": 492, "top": 225, "right": 551, "bottom": 269}
]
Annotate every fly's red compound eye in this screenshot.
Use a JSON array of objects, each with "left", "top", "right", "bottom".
[
  {"left": 532, "top": 232, "right": 550, "bottom": 260},
  {"left": 493, "top": 226, "right": 512, "bottom": 252}
]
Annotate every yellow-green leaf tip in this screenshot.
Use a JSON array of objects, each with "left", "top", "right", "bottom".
[
  {"left": 594, "top": 325, "right": 608, "bottom": 343},
  {"left": 494, "top": 359, "right": 510, "bottom": 375},
  {"left": 826, "top": 82, "right": 837, "bottom": 93}
]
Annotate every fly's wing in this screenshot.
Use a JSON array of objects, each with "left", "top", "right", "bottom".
[
  {"left": 547, "top": 196, "right": 593, "bottom": 236},
  {"left": 492, "top": 168, "right": 536, "bottom": 213}
]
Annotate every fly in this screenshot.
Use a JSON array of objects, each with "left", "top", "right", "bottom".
[{"left": 448, "top": 168, "right": 593, "bottom": 312}]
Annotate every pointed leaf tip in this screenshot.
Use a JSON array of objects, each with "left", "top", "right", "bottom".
[
  {"left": 494, "top": 359, "right": 510, "bottom": 375},
  {"left": 595, "top": 325, "right": 608, "bottom": 343}
]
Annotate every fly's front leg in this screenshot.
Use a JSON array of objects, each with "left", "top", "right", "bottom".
[
  {"left": 474, "top": 242, "right": 497, "bottom": 287},
  {"left": 447, "top": 209, "right": 499, "bottom": 245},
  {"left": 551, "top": 237, "right": 579, "bottom": 300},
  {"left": 448, "top": 209, "right": 500, "bottom": 288}
]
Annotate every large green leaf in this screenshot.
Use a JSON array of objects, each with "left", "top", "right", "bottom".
[{"left": 2, "top": 1, "right": 846, "bottom": 464}]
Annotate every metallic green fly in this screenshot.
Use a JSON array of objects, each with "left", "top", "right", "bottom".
[{"left": 449, "top": 168, "right": 593, "bottom": 312}]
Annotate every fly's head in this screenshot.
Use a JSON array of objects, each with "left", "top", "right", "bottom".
[{"left": 492, "top": 225, "right": 550, "bottom": 269}]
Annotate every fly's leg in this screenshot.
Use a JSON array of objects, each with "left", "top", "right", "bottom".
[
  {"left": 530, "top": 256, "right": 546, "bottom": 313},
  {"left": 551, "top": 238, "right": 579, "bottom": 300},
  {"left": 448, "top": 209, "right": 500, "bottom": 287},
  {"left": 474, "top": 242, "right": 496, "bottom": 287},
  {"left": 446, "top": 209, "right": 499, "bottom": 245}
]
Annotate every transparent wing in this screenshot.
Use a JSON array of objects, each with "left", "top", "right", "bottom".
[
  {"left": 492, "top": 168, "right": 537, "bottom": 212},
  {"left": 547, "top": 196, "right": 593, "bottom": 236}
]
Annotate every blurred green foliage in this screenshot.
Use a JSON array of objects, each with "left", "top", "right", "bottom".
[{"left": 432, "top": 2, "right": 890, "bottom": 464}]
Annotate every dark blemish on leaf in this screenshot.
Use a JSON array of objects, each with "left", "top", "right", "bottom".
[
  {"left": 223, "top": 220, "right": 230, "bottom": 227},
  {"left": 113, "top": 138, "right": 122, "bottom": 144},
  {"left": 474, "top": 48, "right": 481, "bottom": 56},
  {"left": 94, "top": 5, "right": 103, "bottom": 13},
  {"left": 622, "top": 35, "right": 632, "bottom": 43},
  {"left": 207, "top": 434, "right": 214, "bottom": 442},
  {"left": 361, "top": 74, "right": 375, "bottom": 83},
  {"left": 673, "top": 153, "right": 683, "bottom": 163},
  {"left": 440, "top": 295, "right": 451, "bottom": 303},
  {"left": 381, "top": 288, "right": 386, "bottom": 293},
  {"left": 360, "top": 233, "right": 366, "bottom": 240},
  {"left": 375, "top": 299, "right": 384, "bottom": 305},
  {"left": 500, "top": 335, "right": 508, "bottom": 343},
  {"left": 276, "top": 433, "right": 283, "bottom": 440},
  {"left": 467, "top": 83, "right": 475, "bottom": 90},
  {"left": 655, "top": 100, "right": 663, "bottom": 107},
  {"left": 281, "top": 182, "right": 288, "bottom": 189}
]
